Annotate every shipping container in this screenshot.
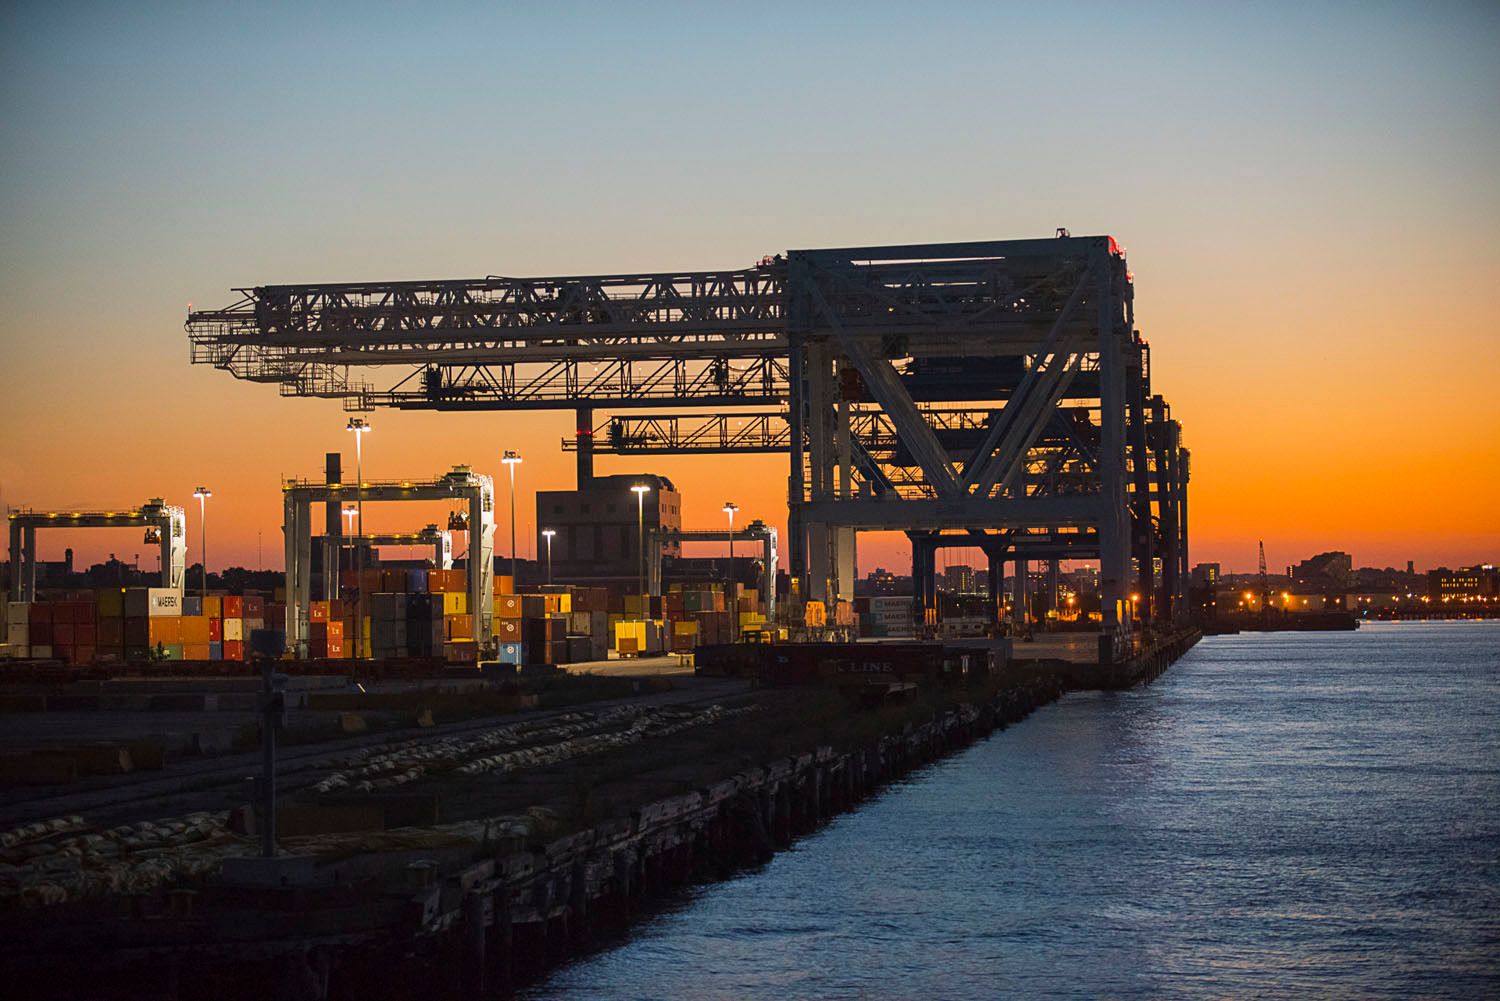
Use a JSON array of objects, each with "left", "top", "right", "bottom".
[
  {"left": 148, "top": 618, "right": 183, "bottom": 646},
  {"left": 97, "top": 589, "right": 126, "bottom": 618}
]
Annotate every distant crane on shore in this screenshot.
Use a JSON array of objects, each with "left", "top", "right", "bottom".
[{"left": 1258, "top": 540, "right": 1272, "bottom": 624}]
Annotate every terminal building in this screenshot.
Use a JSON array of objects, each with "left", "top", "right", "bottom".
[{"left": 534, "top": 474, "right": 681, "bottom": 586}]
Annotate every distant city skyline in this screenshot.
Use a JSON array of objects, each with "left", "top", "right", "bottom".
[{"left": 2, "top": 3, "right": 1496, "bottom": 575}]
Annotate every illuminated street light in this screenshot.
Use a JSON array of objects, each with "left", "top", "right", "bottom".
[
  {"left": 501, "top": 451, "right": 522, "bottom": 585},
  {"left": 346, "top": 418, "right": 371, "bottom": 659},
  {"left": 192, "top": 487, "right": 211, "bottom": 601},
  {"left": 542, "top": 528, "right": 556, "bottom": 585},
  {"left": 723, "top": 501, "right": 739, "bottom": 638},
  {"left": 632, "top": 484, "right": 651, "bottom": 598}
]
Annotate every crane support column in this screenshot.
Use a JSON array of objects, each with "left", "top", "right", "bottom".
[
  {"left": 575, "top": 406, "right": 594, "bottom": 487},
  {"left": 1128, "top": 343, "right": 1154, "bottom": 624},
  {"left": 1095, "top": 247, "right": 1129, "bottom": 646}
]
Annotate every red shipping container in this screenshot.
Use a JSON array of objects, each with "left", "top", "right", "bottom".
[
  {"left": 242, "top": 595, "right": 265, "bottom": 617},
  {"left": 98, "top": 618, "right": 124, "bottom": 646},
  {"left": 224, "top": 640, "right": 245, "bottom": 661},
  {"left": 326, "top": 639, "right": 345, "bottom": 659},
  {"left": 209, "top": 618, "right": 222, "bottom": 642},
  {"left": 54, "top": 623, "right": 75, "bottom": 646},
  {"left": 222, "top": 595, "right": 244, "bottom": 618},
  {"left": 75, "top": 622, "right": 96, "bottom": 646},
  {"left": 28, "top": 604, "right": 52, "bottom": 627}
]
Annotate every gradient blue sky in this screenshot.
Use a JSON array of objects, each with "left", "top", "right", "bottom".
[{"left": 2, "top": 1, "right": 1497, "bottom": 574}]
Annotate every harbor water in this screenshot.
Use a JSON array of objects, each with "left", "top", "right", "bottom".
[{"left": 524, "top": 621, "right": 1500, "bottom": 999}]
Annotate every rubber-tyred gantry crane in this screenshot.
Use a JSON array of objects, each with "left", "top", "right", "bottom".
[{"left": 188, "top": 236, "right": 1190, "bottom": 655}]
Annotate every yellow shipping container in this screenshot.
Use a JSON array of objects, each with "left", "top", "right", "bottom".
[
  {"left": 222, "top": 617, "right": 244, "bottom": 641},
  {"left": 614, "top": 620, "right": 647, "bottom": 652},
  {"left": 204, "top": 595, "right": 222, "bottom": 618},
  {"left": 739, "top": 611, "right": 767, "bottom": 629},
  {"left": 624, "top": 594, "right": 645, "bottom": 617},
  {"left": 441, "top": 591, "right": 467, "bottom": 615},
  {"left": 673, "top": 620, "right": 699, "bottom": 636}
]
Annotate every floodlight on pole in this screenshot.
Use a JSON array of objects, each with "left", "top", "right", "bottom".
[
  {"left": 542, "top": 529, "right": 556, "bottom": 585},
  {"left": 631, "top": 484, "right": 651, "bottom": 598},
  {"left": 723, "top": 501, "right": 739, "bottom": 638},
  {"left": 192, "top": 487, "right": 211, "bottom": 601},
  {"left": 501, "top": 451, "right": 522, "bottom": 585},
  {"left": 345, "top": 417, "right": 371, "bottom": 659},
  {"left": 341, "top": 504, "right": 358, "bottom": 577}
]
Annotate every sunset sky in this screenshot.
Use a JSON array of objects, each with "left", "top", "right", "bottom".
[{"left": 2, "top": 2, "right": 1496, "bottom": 577}]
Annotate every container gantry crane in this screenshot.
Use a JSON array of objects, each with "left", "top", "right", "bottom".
[{"left": 187, "top": 236, "right": 1192, "bottom": 653}]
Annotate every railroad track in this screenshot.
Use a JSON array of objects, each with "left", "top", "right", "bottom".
[{"left": 2, "top": 676, "right": 751, "bottom": 830}]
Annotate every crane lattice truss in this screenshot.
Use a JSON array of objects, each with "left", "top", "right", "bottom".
[{"left": 189, "top": 236, "right": 1190, "bottom": 638}]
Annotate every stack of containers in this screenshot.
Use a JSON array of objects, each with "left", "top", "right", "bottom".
[
  {"left": 128, "top": 587, "right": 184, "bottom": 661},
  {"left": 180, "top": 595, "right": 211, "bottom": 662},
  {"left": 370, "top": 593, "right": 404, "bottom": 659},
  {"left": 96, "top": 588, "right": 125, "bottom": 662},
  {"left": 5, "top": 602, "right": 30, "bottom": 657},
  {"left": 46, "top": 598, "right": 98, "bottom": 665},
  {"left": 26, "top": 603, "right": 53, "bottom": 660},
  {"left": 566, "top": 587, "right": 611, "bottom": 661},
  {"left": 430, "top": 569, "right": 475, "bottom": 663},
  {"left": 307, "top": 599, "right": 345, "bottom": 659}
]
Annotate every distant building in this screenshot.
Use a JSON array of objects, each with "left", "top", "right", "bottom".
[
  {"left": 943, "top": 564, "right": 976, "bottom": 594},
  {"left": 534, "top": 474, "right": 681, "bottom": 586},
  {"left": 858, "top": 567, "right": 907, "bottom": 596},
  {"left": 1292, "top": 551, "right": 1353, "bottom": 590},
  {"left": 1190, "top": 562, "right": 1220, "bottom": 587},
  {"left": 1428, "top": 565, "right": 1498, "bottom": 600}
]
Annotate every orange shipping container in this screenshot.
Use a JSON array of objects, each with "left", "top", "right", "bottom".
[
  {"left": 495, "top": 595, "right": 522, "bottom": 618},
  {"left": 309, "top": 601, "right": 330, "bottom": 623},
  {"left": 445, "top": 614, "right": 474, "bottom": 640},
  {"left": 204, "top": 595, "right": 222, "bottom": 618},
  {"left": 181, "top": 615, "right": 211, "bottom": 645},
  {"left": 147, "top": 617, "right": 183, "bottom": 645},
  {"left": 183, "top": 643, "right": 211, "bottom": 661}
]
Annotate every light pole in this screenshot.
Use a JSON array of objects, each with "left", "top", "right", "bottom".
[
  {"left": 501, "top": 450, "right": 522, "bottom": 586},
  {"left": 723, "top": 501, "right": 738, "bottom": 639},
  {"left": 192, "top": 487, "right": 211, "bottom": 601},
  {"left": 631, "top": 484, "right": 651, "bottom": 599},
  {"left": 341, "top": 504, "right": 357, "bottom": 580},
  {"left": 542, "top": 529, "right": 555, "bottom": 585},
  {"left": 346, "top": 418, "right": 371, "bottom": 659}
]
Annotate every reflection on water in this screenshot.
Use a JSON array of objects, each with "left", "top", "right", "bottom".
[{"left": 524, "top": 622, "right": 1500, "bottom": 999}]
